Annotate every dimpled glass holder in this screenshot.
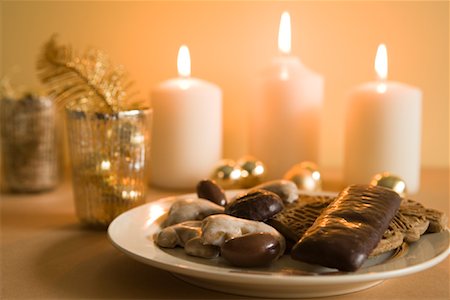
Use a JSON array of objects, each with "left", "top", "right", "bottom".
[{"left": 66, "top": 108, "right": 152, "bottom": 228}]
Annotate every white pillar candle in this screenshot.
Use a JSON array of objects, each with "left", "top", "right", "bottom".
[
  {"left": 150, "top": 45, "right": 222, "bottom": 189},
  {"left": 344, "top": 44, "right": 422, "bottom": 193},
  {"left": 249, "top": 12, "right": 324, "bottom": 180}
]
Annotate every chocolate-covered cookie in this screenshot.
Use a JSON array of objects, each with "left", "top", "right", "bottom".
[
  {"left": 225, "top": 190, "right": 284, "bottom": 221},
  {"left": 291, "top": 184, "right": 401, "bottom": 272},
  {"left": 196, "top": 179, "right": 227, "bottom": 206},
  {"left": 221, "top": 233, "right": 282, "bottom": 267}
]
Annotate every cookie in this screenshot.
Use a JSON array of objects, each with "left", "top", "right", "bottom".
[{"left": 290, "top": 185, "right": 402, "bottom": 271}]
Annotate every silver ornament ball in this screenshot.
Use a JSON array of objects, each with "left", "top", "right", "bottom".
[
  {"left": 210, "top": 159, "right": 242, "bottom": 189},
  {"left": 370, "top": 172, "right": 407, "bottom": 197},
  {"left": 283, "top": 161, "right": 322, "bottom": 192},
  {"left": 236, "top": 155, "right": 266, "bottom": 188}
]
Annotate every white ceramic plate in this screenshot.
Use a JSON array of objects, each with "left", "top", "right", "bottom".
[{"left": 108, "top": 192, "right": 450, "bottom": 298}]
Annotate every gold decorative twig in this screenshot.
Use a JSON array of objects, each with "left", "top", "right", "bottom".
[{"left": 37, "top": 35, "right": 137, "bottom": 113}]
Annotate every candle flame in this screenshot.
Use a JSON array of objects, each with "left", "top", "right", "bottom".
[
  {"left": 278, "top": 11, "right": 291, "bottom": 54},
  {"left": 375, "top": 43, "right": 388, "bottom": 81},
  {"left": 177, "top": 45, "right": 191, "bottom": 77}
]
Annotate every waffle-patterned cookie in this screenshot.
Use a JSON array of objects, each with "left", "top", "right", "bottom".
[
  {"left": 371, "top": 199, "right": 429, "bottom": 256},
  {"left": 425, "top": 207, "right": 448, "bottom": 233},
  {"left": 390, "top": 199, "right": 430, "bottom": 242},
  {"left": 267, "top": 194, "right": 334, "bottom": 242}
]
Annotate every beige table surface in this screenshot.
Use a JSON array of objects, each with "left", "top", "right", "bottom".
[{"left": 1, "top": 168, "right": 449, "bottom": 300}]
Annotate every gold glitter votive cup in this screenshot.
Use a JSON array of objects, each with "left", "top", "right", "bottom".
[{"left": 66, "top": 108, "right": 152, "bottom": 228}]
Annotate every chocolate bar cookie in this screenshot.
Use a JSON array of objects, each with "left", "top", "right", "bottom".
[{"left": 291, "top": 184, "right": 402, "bottom": 271}]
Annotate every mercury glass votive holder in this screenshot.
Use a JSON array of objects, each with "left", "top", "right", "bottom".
[
  {"left": 0, "top": 95, "right": 60, "bottom": 192},
  {"left": 66, "top": 108, "right": 152, "bottom": 228}
]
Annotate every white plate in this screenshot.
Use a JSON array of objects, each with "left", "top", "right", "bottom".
[{"left": 108, "top": 192, "right": 450, "bottom": 298}]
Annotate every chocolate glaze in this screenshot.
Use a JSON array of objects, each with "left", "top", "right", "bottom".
[
  {"left": 290, "top": 184, "right": 401, "bottom": 272},
  {"left": 225, "top": 190, "right": 284, "bottom": 221},
  {"left": 221, "top": 233, "right": 282, "bottom": 267},
  {"left": 196, "top": 179, "right": 227, "bottom": 207}
]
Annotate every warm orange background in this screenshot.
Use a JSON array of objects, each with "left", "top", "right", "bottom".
[{"left": 1, "top": 1, "right": 448, "bottom": 169}]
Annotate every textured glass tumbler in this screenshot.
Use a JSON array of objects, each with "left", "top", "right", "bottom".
[
  {"left": 0, "top": 95, "right": 60, "bottom": 192},
  {"left": 66, "top": 109, "right": 152, "bottom": 228}
]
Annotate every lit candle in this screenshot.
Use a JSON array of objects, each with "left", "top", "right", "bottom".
[
  {"left": 249, "top": 12, "right": 324, "bottom": 180},
  {"left": 150, "top": 45, "right": 222, "bottom": 189},
  {"left": 343, "top": 44, "right": 422, "bottom": 193}
]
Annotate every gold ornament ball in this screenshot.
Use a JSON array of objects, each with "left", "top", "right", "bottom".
[
  {"left": 370, "top": 172, "right": 407, "bottom": 197},
  {"left": 283, "top": 161, "right": 322, "bottom": 192},
  {"left": 236, "top": 155, "right": 266, "bottom": 188},
  {"left": 210, "top": 159, "right": 242, "bottom": 189}
]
